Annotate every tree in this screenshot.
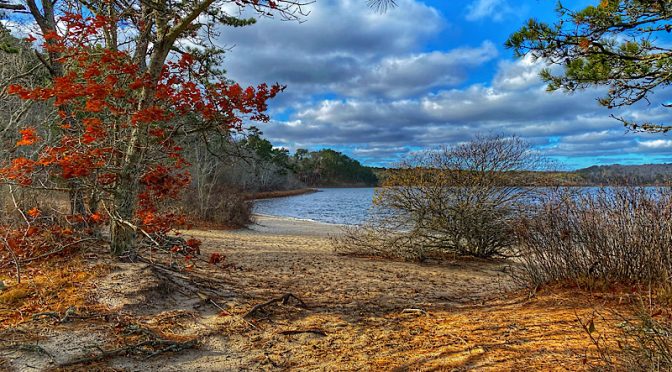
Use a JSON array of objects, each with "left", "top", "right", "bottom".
[
  {"left": 506, "top": 0, "right": 672, "bottom": 133},
  {"left": 0, "top": 1, "right": 297, "bottom": 256},
  {"left": 289, "top": 149, "right": 378, "bottom": 186}
]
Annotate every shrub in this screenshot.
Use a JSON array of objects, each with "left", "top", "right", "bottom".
[
  {"left": 181, "top": 186, "right": 251, "bottom": 228},
  {"left": 514, "top": 187, "right": 672, "bottom": 287},
  {"left": 581, "top": 302, "right": 672, "bottom": 371},
  {"left": 335, "top": 135, "right": 542, "bottom": 260}
]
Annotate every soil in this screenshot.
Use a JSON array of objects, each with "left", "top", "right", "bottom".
[{"left": 0, "top": 215, "right": 616, "bottom": 371}]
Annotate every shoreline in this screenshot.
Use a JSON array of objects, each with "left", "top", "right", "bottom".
[{"left": 247, "top": 213, "right": 345, "bottom": 237}]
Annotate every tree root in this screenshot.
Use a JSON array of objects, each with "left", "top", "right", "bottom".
[
  {"left": 59, "top": 338, "right": 197, "bottom": 367},
  {"left": 32, "top": 306, "right": 77, "bottom": 323},
  {"left": 279, "top": 329, "right": 326, "bottom": 337},
  {"left": 244, "top": 293, "right": 308, "bottom": 318}
]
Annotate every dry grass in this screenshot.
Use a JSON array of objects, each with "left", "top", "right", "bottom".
[
  {"left": 0, "top": 255, "right": 108, "bottom": 329},
  {"left": 220, "top": 287, "right": 625, "bottom": 371}
]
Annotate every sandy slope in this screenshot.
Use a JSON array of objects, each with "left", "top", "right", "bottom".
[{"left": 1, "top": 215, "right": 609, "bottom": 371}]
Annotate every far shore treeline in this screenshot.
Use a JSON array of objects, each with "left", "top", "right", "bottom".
[{"left": 245, "top": 128, "right": 672, "bottom": 189}]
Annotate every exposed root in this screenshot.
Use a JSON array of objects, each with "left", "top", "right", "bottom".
[
  {"left": 59, "top": 323, "right": 198, "bottom": 368},
  {"left": 59, "top": 338, "right": 198, "bottom": 367},
  {"left": 279, "top": 329, "right": 327, "bottom": 337},
  {"left": 244, "top": 293, "right": 308, "bottom": 318}
]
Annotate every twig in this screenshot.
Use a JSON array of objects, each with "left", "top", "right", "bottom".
[
  {"left": 8, "top": 185, "right": 29, "bottom": 226},
  {"left": 0, "top": 237, "right": 21, "bottom": 283},
  {"left": 244, "top": 293, "right": 308, "bottom": 318},
  {"left": 20, "top": 238, "right": 97, "bottom": 263},
  {"left": 401, "top": 308, "right": 428, "bottom": 316}
]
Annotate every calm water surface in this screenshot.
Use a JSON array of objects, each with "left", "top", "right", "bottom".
[
  {"left": 253, "top": 186, "right": 670, "bottom": 226},
  {"left": 253, "top": 188, "right": 376, "bottom": 225}
]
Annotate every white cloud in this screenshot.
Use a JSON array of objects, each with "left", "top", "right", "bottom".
[
  {"left": 639, "top": 139, "right": 672, "bottom": 149},
  {"left": 465, "top": 0, "right": 516, "bottom": 21},
  {"left": 260, "top": 55, "right": 672, "bottom": 165}
]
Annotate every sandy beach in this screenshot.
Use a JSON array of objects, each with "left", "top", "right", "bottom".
[
  {"left": 110, "top": 214, "right": 605, "bottom": 371},
  {"left": 1, "top": 214, "right": 612, "bottom": 371}
]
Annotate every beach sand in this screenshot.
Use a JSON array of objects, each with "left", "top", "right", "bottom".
[
  {"left": 110, "top": 215, "right": 606, "bottom": 371},
  {"left": 1, "top": 215, "right": 614, "bottom": 371}
]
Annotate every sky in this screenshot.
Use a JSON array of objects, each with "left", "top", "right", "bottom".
[{"left": 210, "top": 0, "right": 672, "bottom": 170}]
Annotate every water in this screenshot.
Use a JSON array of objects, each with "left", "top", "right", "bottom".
[
  {"left": 253, "top": 188, "right": 376, "bottom": 225},
  {"left": 252, "top": 186, "right": 672, "bottom": 226}
]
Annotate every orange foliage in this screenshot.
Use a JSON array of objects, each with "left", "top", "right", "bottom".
[{"left": 0, "top": 12, "right": 283, "bottom": 255}]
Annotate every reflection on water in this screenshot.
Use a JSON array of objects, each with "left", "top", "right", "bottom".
[{"left": 252, "top": 188, "right": 376, "bottom": 225}]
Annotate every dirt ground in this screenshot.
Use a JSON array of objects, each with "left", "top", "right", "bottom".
[{"left": 0, "top": 215, "right": 618, "bottom": 371}]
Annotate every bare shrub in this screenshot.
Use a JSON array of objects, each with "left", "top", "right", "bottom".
[
  {"left": 514, "top": 187, "right": 672, "bottom": 287},
  {"left": 182, "top": 186, "right": 251, "bottom": 227},
  {"left": 335, "top": 135, "right": 542, "bottom": 260}
]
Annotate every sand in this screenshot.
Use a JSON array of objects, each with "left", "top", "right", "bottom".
[{"left": 0, "top": 215, "right": 611, "bottom": 371}]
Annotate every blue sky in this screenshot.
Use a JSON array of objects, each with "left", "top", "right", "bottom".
[
  {"left": 8, "top": 0, "right": 671, "bottom": 169},
  {"left": 212, "top": 0, "right": 672, "bottom": 169}
]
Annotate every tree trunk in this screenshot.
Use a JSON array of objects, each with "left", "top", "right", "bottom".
[
  {"left": 110, "top": 173, "right": 138, "bottom": 256},
  {"left": 68, "top": 180, "right": 86, "bottom": 216}
]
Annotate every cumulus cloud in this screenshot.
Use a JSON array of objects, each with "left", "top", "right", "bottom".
[
  {"left": 211, "top": 0, "right": 502, "bottom": 104},
  {"left": 465, "top": 0, "right": 519, "bottom": 22},
  {"left": 339, "top": 41, "right": 498, "bottom": 98},
  {"left": 208, "top": 0, "right": 672, "bottom": 167},
  {"left": 259, "top": 56, "right": 672, "bottom": 166}
]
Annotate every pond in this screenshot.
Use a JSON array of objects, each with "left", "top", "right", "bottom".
[{"left": 253, "top": 188, "right": 376, "bottom": 225}]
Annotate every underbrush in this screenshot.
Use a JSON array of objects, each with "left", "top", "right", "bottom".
[
  {"left": 0, "top": 255, "right": 105, "bottom": 328},
  {"left": 514, "top": 187, "right": 672, "bottom": 287},
  {"left": 576, "top": 295, "right": 672, "bottom": 372},
  {"left": 515, "top": 187, "right": 672, "bottom": 370},
  {"left": 181, "top": 186, "right": 251, "bottom": 228}
]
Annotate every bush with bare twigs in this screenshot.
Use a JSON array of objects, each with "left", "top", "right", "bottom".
[
  {"left": 579, "top": 300, "right": 672, "bottom": 371},
  {"left": 335, "top": 135, "right": 543, "bottom": 260},
  {"left": 514, "top": 187, "right": 672, "bottom": 287}
]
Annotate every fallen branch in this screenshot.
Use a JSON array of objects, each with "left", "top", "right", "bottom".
[
  {"left": 279, "top": 329, "right": 327, "bottom": 337},
  {"left": 20, "top": 238, "right": 97, "bottom": 263},
  {"left": 32, "top": 307, "right": 78, "bottom": 323},
  {"left": 401, "top": 308, "right": 427, "bottom": 316},
  {"left": 244, "top": 293, "right": 308, "bottom": 318}
]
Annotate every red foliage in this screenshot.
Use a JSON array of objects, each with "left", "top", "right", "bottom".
[
  {"left": 0, "top": 12, "right": 282, "bottom": 260},
  {"left": 209, "top": 252, "right": 224, "bottom": 265},
  {"left": 16, "top": 128, "right": 38, "bottom": 146},
  {"left": 27, "top": 207, "right": 41, "bottom": 219}
]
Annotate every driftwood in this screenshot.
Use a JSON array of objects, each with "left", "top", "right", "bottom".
[{"left": 244, "top": 293, "right": 308, "bottom": 318}]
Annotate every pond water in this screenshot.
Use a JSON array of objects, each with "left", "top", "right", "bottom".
[
  {"left": 252, "top": 188, "right": 376, "bottom": 225},
  {"left": 252, "top": 186, "right": 671, "bottom": 226}
]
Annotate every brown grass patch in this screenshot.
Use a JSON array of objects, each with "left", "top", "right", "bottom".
[
  {"left": 238, "top": 288, "right": 627, "bottom": 371},
  {"left": 0, "top": 255, "right": 108, "bottom": 329}
]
